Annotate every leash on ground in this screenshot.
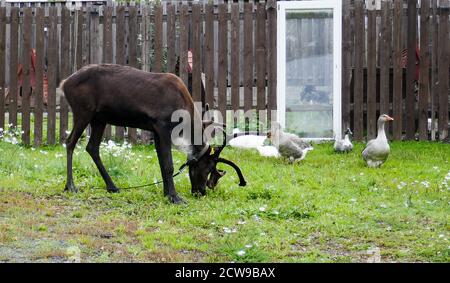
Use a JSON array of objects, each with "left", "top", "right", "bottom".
[{"left": 119, "top": 162, "right": 189, "bottom": 190}]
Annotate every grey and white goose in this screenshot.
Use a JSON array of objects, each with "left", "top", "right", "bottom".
[
  {"left": 362, "top": 114, "right": 394, "bottom": 167},
  {"left": 334, "top": 128, "right": 354, "bottom": 153},
  {"left": 268, "top": 123, "right": 313, "bottom": 163}
]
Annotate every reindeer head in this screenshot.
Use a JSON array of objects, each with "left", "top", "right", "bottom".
[{"left": 188, "top": 114, "right": 246, "bottom": 196}]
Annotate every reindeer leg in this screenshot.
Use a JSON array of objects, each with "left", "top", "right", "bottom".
[
  {"left": 154, "top": 131, "right": 185, "bottom": 204},
  {"left": 65, "top": 116, "right": 90, "bottom": 193},
  {"left": 86, "top": 120, "right": 119, "bottom": 193}
]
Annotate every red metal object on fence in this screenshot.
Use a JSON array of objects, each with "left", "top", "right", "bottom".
[{"left": 5, "top": 48, "right": 48, "bottom": 105}]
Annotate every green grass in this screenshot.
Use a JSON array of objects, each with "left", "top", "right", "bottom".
[{"left": 0, "top": 137, "right": 449, "bottom": 262}]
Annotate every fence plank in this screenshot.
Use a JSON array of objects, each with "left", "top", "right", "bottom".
[
  {"left": 243, "top": 2, "right": 253, "bottom": 129},
  {"left": 166, "top": 3, "right": 176, "bottom": 74},
  {"left": 204, "top": 3, "right": 214, "bottom": 108},
  {"left": 128, "top": 5, "right": 138, "bottom": 143},
  {"left": 179, "top": 4, "right": 189, "bottom": 87},
  {"left": 141, "top": 5, "right": 150, "bottom": 72},
  {"left": 405, "top": 0, "right": 417, "bottom": 140},
  {"left": 47, "top": 7, "right": 58, "bottom": 145},
  {"left": 341, "top": 0, "right": 351, "bottom": 134},
  {"left": 153, "top": 3, "right": 163, "bottom": 73},
  {"left": 256, "top": 3, "right": 266, "bottom": 133},
  {"left": 140, "top": 5, "right": 151, "bottom": 144},
  {"left": 34, "top": 7, "right": 44, "bottom": 146},
  {"left": 60, "top": 6, "right": 70, "bottom": 144},
  {"left": 353, "top": 0, "right": 364, "bottom": 141},
  {"left": 267, "top": 0, "right": 276, "bottom": 123},
  {"left": 418, "top": 0, "right": 430, "bottom": 140},
  {"left": 103, "top": 5, "right": 113, "bottom": 140},
  {"left": 192, "top": 3, "right": 202, "bottom": 103},
  {"left": 9, "top": 7, "right": 19, "bottom": 127},
  {"left": 392, "top": 0, "right": 403, "bottom": 140},
  {"left": 115, "top": 5, "right": 125, "bottom": 140},
  {"left": 380, "top": 0, "right": 391, "bottom": 136},
  {"left": 430, "top": 0, "right": 438, "bottom": 140},
  {"left": 218, "top": 3, "right": 228, "bottom": 122},
  {"left": 366, "top": 8, "right": 377, "bottom": 140},
  {"left": 0, "top": 7, "right": 5, "bottom": 131},
  {"left": 438, "top": 2, "right": 449, "bottom": 140},
  {"left": 230, "top": 2, "right": 240, "bottom": 125},
  {"left": 20, "top": 8, "right": 32, "bottom": 145},
  {"left": 76, "top": 9, "right": 84, "bottom": 70}
]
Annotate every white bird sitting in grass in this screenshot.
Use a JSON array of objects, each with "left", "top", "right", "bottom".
[
  {"left": 228, "top": 128, "right": 280, "bottom": 158},
  {"left": 267, "top": 123, "right": 313, "bottom": 163},
  {"left": 362, "top": 114, "right": 394, "bottom": 167},
  {"left": 334, "top": 128, "right": 354, "bottom": 153}
]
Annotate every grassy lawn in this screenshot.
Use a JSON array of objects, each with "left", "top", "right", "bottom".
[{"left": 0, "top": 133, "right": 449, "bottom": 262}]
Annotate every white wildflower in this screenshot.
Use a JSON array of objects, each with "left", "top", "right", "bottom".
[{"left": 236, "top": 250, "right": 246, "bottom": 257}]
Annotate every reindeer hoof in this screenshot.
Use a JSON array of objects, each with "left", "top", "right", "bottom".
[
  {"left": 64, "top": 184, "right": 78, "bottom": 193},
  {"left": 239, "top": 181, "right": 247, "bottom": 187},
  {"left": 169, "top": 194, "right": 186, "bottom": 205},
  {"left": 107, "top": 187, "right": 120, "bottom": 193}
]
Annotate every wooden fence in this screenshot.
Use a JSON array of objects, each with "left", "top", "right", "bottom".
[
  {"left": 0, "top": 0, "right": 277, "bottom": 146},
  {"left": 1, "top": 0, "right": 450, "bottom": 146},
  {"left": 342, "top": 0, "right": 450, "bottom": 141}
]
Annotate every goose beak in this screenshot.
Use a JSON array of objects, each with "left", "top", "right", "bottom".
[{"left": 387, "top": 116, "right": 394, "bottom": 121}]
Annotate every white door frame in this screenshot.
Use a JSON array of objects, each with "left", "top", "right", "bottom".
[{"left": 277, "top": 0, "right": 342, "bottom": 140}]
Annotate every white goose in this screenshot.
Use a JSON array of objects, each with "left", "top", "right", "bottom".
[
  {"left": 334, "top": 128, "right": 354, "bottom": 153},
  {"left": 362, "top": 114, "right": 394, "bottom": 167}
]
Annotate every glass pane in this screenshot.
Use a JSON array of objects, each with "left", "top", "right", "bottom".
[{"left": 285, "top": 9, "right": 333, "bottom": 138}]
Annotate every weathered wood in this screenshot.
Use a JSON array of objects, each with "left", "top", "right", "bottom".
[
  {"left": 380, "top": 0, "right": 391, "bottom": 136},
  {"left": 74, "top": 10, "right": 84, "bottom": 70},
  {"left": 179, "top": 4, "right": 189, "bottom": 86},
  {"left": 60, "top": 6, "right": 71, "bottom": 144},
  {"left": 230, "top": 2, "right": 240, "bottom": 125},
  {"left": 81, "top": 8, "right": 88, "bottom": 68},
  {"left": 192, "top": 3, "right": 202, "bottom": 103},
  {"left": 392, "top": 0, "right": 403, "bottom": 140},
  {"left": 0, "top": 7, "right": 5, "bottom": 131},
  {"left": 47, "top": 7, "right": 58, "bottom": 145},
  {"left": 438, "top": 1, "right": 449, "bottom": 140},
  {"left": 115, "top": 5, "right": 125, "bottom": 140},
  {"left": 140, "top": 5, "right": 150, "bottom": 72},
  {"left": 430, "top": 0, "right": 438, "bottom": 140},
  {"left": 204, "top": 3, "right": 214, "bottom": 108},
  {"left": 267, "top": 0, "right": 277, "bottom": 124},
  {"left": 9, "top": 7, "right": 19, "bottom": 127},
  {"left": 243, "top": 2, "right": 253, "bottom": 128},
  {"left": 418, "top": 0, "right": 430, "bottom": 140},
  {"left": 34, "top": 7, "right": 44, "bottom": 146},
  {"left": 21, "top": 8, "right": 32, "bottom": 145},
  {"left": 218, "top": 3, "right": 228, "bottom": 122},
  {"left": 103, "top": 5, "right": 113, "bottom": 140},
  {"left": 341, "top": 0, "right": 351, "bottom": 134},
  {"left": 353, "top": 0, "right": 364, "bottom": 141},
  {"left": 128, "top": 5, "right": 138, "bottom": 143},
  {"left": 405, "top": 0, "right": 417, "bottom": 140},
  {"left": 166, "top": 3, "right": 176, "bottom": 74},
  {"left": 255, "top": 3, "right": 266, "bottom": 132},
  {"left": 153, "top": 3, "right": 163, "bottom": 72},
  {"left": 366, "top": 8, "right": 377, "bottom": 140}
]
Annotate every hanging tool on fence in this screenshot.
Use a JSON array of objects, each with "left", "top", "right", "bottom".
[{"left": 4, "top": 48, "right": 49, "bottom": 106}]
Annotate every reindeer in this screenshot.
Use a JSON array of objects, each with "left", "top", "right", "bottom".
[{"left": 60, "top": 64, "right": 245, "bottom": 204}]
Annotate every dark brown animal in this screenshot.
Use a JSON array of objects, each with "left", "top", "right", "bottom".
[{"left": 60, "top": 64, "right": 245, "bottom": 204}]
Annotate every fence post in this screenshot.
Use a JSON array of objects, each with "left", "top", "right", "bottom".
[
  {"left": 392, "top": 0, "right": 403, "bottom": 140},
  {"left": 218, "top": 3, "right": 228, "bottom": 123},
  {"left": 9, "top": 7, "right": 19, "bottom": 128},
  {"left": 267, "top": 0, "right": 277, "bottom": 126},
  {"left": 366, "top": 5, "right": 377, "bottom": 140},
  {"left": 0, "top": 7, "right": 5, "bottom": 131},
  {"left": 418, "top": 0, "right": 430, "bottom": 140},
  {"left": 60, "top": 6, "right": 71, "bottom": 144},
  {"left": 34, "top": 7, "right": 44, "bottom": 146},
  {"left": 438, "top": 1, "right": 449, "bottom": 140},
  {"left": 353, "top": 0, "right": 364, "bottom": 141},
  {"left": 47, "top": 7, "right": 58, "bottom": 145},
  {"left": 341, "top": 0, "right": 351, "bottom": 135},
  {"left": 243, "top": 2, "right": 253, "bottom": 130},
  {"left": 406, "top": 0, "right": 418, "bottom": 140}
]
